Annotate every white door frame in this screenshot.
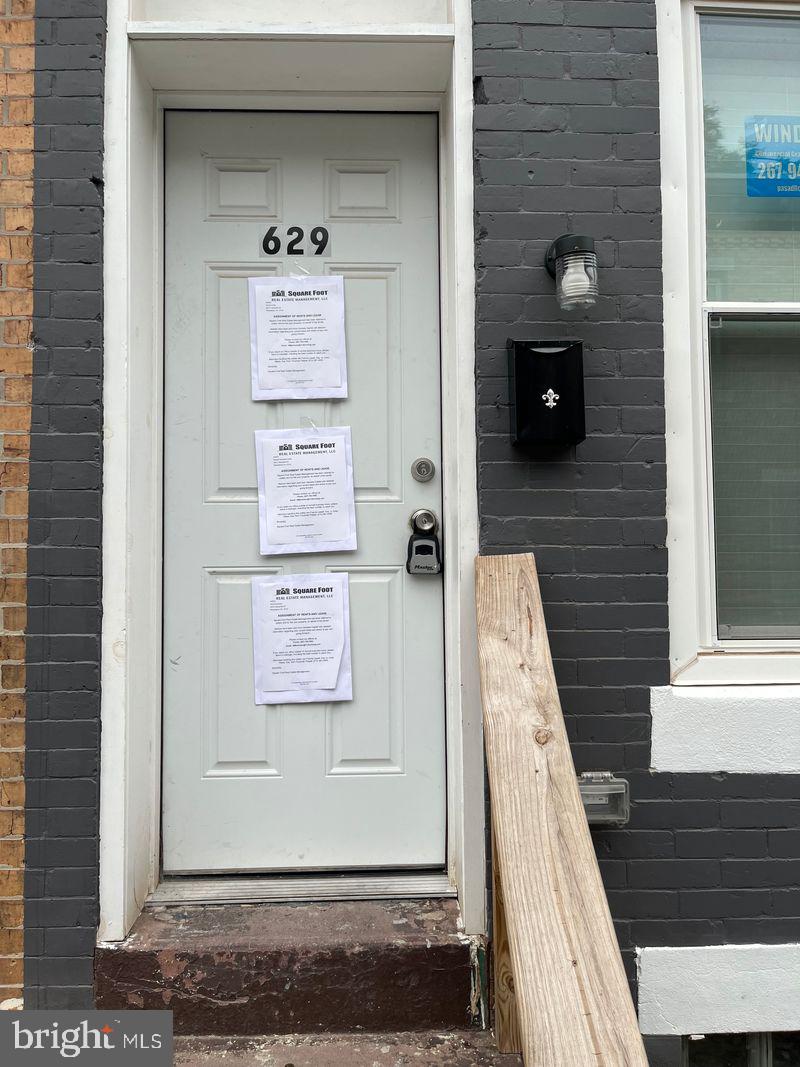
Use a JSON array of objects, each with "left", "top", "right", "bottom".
[{"left": 99, "top": 6, "right": 484, "bottom": 941}]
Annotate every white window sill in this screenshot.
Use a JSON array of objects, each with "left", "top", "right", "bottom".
[{"left": 672, "top": 652, "right": 800, "bottom": 686}]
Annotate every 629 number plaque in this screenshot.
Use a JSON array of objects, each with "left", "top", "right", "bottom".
[{"left": 261, "top": 225, "right": 331, "bottom": 257}]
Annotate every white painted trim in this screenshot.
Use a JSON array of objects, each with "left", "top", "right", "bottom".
[
  {"left": 131, "top": 0, "right": 450, "bottom": 23},
  {"left": 100, "top": 4, "right": 484, "bottom": 942},
  {"left": 157, "top": 91, "right": 445, "bottom": 112},
  {"left": 130, "top": 0, "right": 450, "bottom": 22},
  {"left": 638, "top": 944, "right": 800, "bottom": 1035},
  {"left": 100, "top": 8, "right": 165, "bottom": 941},
  {"left": 98, "top": 0, "right": 132, "bottom": 943},
  {"left": 128, "top": 36, "right": 455, "bottom": 95},
  {"left": 651, "top": 684, "right": 800, "bottom": 772},
  {"left": 658, "top": 0, "right": 800, "bottom": 685},
  {"left": 439, "top": 0, "right": 484, "bottom": 939},
  {"left": 658, "top": 0, "right": 700, "bottom": 683},
  {"left": 127, "top": 22, "right": 456, "bottom": 42},
  {"left": 672, "top": 652, "right": 800, "bottom": 686}
]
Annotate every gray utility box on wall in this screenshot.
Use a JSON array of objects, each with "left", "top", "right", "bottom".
[
  {"left": 578, "top": 772, "right": 630, "bottom": 827},
  {"left": 507, "top": 338, "right": 586, "bottom": 448}
]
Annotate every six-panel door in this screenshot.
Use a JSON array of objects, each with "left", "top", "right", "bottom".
[{"left": 161, "top": 111, "right": 446, "bottom": 872}]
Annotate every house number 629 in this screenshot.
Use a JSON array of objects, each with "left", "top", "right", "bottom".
[{"left": 262, "top": 225, "right": 330, "bottom": 256}]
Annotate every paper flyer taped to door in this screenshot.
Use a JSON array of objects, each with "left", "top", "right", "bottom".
[
  {"left": 255, "top": 426, "right": 357, "bottom": 555},
  {"left": 248, "top": 275, "right": 348, "bottom": 400},
  {"left": 251, "top": 572, "right": 353, "bottom": 704}
]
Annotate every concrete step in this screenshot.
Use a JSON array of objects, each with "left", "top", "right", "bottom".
[
  {"left": 175, "top": 1033, "right": 522, "bottom": 1065},
  {"left": 95, "top": 899, "right": 480, "bottom": 1036}
]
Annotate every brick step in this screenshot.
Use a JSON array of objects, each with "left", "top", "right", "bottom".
[
  {"left": 95, "top": 899, "right": 480, "bottom": 1036},
  {"left": 176, "top": 1033, "right": 522, "bottom": 1065}
]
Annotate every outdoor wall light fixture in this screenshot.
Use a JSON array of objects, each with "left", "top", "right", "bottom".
[
  {"left": 545, "top": 234, "right": 598, "bottom": 311},
  {"left": 505, "top": 236, "right": 596, "bottom": 452}
]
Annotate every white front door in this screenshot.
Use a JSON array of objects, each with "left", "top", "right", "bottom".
[{"left": 161, "top": 112, "right": 446, "bottom": 874}]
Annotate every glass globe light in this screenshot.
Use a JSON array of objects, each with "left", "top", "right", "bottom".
[{"left": 545, "top": 235, "right": 598, "bottom": 311}]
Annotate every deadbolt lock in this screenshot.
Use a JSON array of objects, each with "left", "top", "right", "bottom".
[{"left": 411, "top": 457, "right": 436, "bottom": 483}]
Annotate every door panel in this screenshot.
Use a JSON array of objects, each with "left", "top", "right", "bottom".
[{"left": 162, "top": 112, "right": 445, "bottom": 873}]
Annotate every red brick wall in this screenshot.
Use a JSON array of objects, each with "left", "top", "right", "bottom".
[{"left": 0, "top": 0, "right": 32, "bottom": 1007}]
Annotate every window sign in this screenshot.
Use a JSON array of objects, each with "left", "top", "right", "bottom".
[
  {"left": 701, "top": 16, "right": 800, "bottom": 302},
  {"left": 745, "top": 116, "right": 800, "bottom": 198}
]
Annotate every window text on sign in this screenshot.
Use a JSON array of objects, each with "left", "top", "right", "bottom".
[{"left": 745, "top": 115, "right": 800, "bottom": 197}]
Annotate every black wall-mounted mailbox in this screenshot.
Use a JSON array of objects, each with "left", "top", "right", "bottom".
[{"left": 507, "top": 338, "right": 586, "bottom": 448}]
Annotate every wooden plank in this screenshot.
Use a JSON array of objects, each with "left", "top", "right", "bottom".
[
  {"left": 492, "top": 831, "right": 522, "bottom": 1054},
  {"left": 476, "top": 553, "right": 648, "bottom": 1067}
]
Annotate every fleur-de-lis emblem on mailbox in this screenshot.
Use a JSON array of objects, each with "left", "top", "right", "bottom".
[{"left": 542, "top": 388, "right": 559, "bottom": 409}]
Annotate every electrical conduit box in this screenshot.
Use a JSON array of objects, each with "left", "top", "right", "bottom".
[
  {"left": 507, "top": 338, "right": 585, "bottom": 447},
  {"left": 578, "top": 772, "right": 630, "bottom": 827}
]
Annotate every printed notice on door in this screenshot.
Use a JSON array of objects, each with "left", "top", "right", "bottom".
[
  {"left": 251, "top": 572, "right": 353, "bottom": 704},
  {"left": 248, "top": 275, "right": 348, "bottom": 400},
  {"left": 255, "top": 427, "right": 357, "bottom": 555}
]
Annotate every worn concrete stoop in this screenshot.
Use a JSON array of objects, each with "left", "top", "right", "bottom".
[
  {"left": 174, "top": 1032, "right": 522, "bottom": 1065},
  {"left": 94, "top": 898, "right": 517, "bottom": 1056}
]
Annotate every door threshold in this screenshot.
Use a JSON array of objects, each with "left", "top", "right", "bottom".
[{"left": 147, "top": 871, "right": 456, "bottom": 906}]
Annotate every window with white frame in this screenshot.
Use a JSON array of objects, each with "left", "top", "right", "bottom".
[
  {"left": 661, "top": 2, "right": 800, "bottom": 682},
  {"left": 700, "top": 13, "right": 800, "bottom": 641}
]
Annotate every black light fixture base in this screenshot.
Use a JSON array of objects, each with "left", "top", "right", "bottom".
[{"left": 544, "top": 233, "right": 596, "bottom": 278}]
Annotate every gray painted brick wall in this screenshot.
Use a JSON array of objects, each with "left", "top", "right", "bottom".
[
  {"left": 17, "top": 0, "right": 800, "bottom": 1014},
  {"left": 472, "top": 0, "right": 800, "bottom": 992},
  {"left": 25, "top": 0, "right": 105, "bottom": 1009}
]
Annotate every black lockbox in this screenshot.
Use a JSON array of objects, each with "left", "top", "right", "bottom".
[{"left": 507, "top": 338, "right": 585, "bottom": 448}]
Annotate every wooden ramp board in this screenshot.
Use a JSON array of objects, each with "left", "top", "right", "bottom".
[{"left": 476, "top": 553, "right": 648, "bottom": 1067}]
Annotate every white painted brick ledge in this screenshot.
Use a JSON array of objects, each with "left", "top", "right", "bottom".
[
  {"left": 638, "top": 943, "right": 800, "bottom": 1035},
  {"left": 650, "top": 685, "right": 800, "bottom": 774}
]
